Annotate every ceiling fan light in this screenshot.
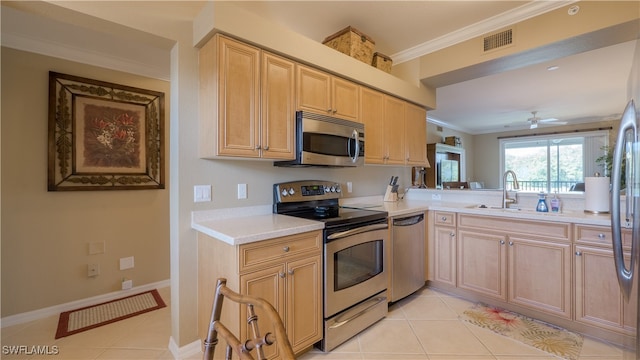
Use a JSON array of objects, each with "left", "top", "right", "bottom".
[{"left": 530, "top": 120, "right": 538, "bottom": 129}]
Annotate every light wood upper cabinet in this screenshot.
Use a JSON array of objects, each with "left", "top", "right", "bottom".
[
  {"left": 261, "top": 52, "right": 296, "bottom": 159},
  {"left": 362, "top": 89, "right": 427, "bottom": 166},
  {"left": 382, "top": 95, "right": 406, "bottom": 165},
  {"left": 199, "top": 34, "right": 295, "bottom": 160},
  {"left": 360, "top": 87, "right": 385, "bottom": 164},
  {"left": 296, "top": 65, "right": 359, "bottom": 122},
  {"left": 405, "top": 102, "right": 428, "bottom": 166}
]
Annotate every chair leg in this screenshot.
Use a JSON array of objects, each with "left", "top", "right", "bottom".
[{"left": 203, "top": 279, "right": 227, "bottom": 360}]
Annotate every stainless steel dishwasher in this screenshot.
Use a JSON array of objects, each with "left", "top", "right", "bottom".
[{"left": 390, "top": 212, "right": 425, "bottom": 302}]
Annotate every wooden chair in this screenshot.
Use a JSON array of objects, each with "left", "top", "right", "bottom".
[{"left": 203, "top": 278, "right": 296, "bottom": 360}]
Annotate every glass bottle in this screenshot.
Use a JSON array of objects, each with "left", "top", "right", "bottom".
[{"left": 536, "top": 192, "right": 549, "bottom": 212}]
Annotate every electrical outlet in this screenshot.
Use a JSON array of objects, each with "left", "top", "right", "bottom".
[
  {"left": 194, "top": 185, "right": 212, "bottom": 202},
  {"left": 87, "top": 264, "right": 100, "bottom": 277},
  {"left": 119, "top": 256, "right": 134, "bottom": 270},
  {"left": 237, "top": 183, "right": 247, "bottom": 199},
  {"left": 347, "top": 182, "right": 353, "bottom": 193},
  {"left": 431, "top": 193, "right": 442, "bottom": 200},
  {"left": 122, "top": 279, "right": 133, "bottom": 290}
]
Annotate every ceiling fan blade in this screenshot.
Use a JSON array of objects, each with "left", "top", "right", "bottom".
[{"left": 538, "top": 117, "right": 559, "bottom": 123}]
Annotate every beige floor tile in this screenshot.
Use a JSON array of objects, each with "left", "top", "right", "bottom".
[
  {"left": 356, "top": 318, "right": 424, "bottom": 354},
  {"left": 362, "top": 353, "right": 428, "bottom": 359},
  {"left": 410, "top": 319, "right": 492, "bottom": 356},
  {"left": 399, "top": 296, "right": 459, "bottom": 320},
  {"left": 578, "top": 336, "right": 625, "bottom": 358},
  {"left": 438, "top": 293, "right": 477, "bottom": 316},
  {"left": 428, "top": 355, "right": 497, "bottom": 360}
]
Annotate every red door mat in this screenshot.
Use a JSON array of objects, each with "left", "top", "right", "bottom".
[{"left": 55, "top": 289, "right": 166, "bottom": 339}]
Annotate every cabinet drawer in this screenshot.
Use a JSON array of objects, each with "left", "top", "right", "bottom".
[
  {"left": 434, "top": 211, "right": 456, "bottom": 226},
  {"left": 574, "top": 225, "right": 631, "bottom": 249},
  {"left": 239, "top": 231, "right": 321, "bottom": 272},
  {"left": 458, "top": 214, "right": 570, "bottom": 241}
]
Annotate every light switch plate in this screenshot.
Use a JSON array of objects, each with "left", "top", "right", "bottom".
[
  {"left": 119, "top": 256, "right": 134, "bottom": 270},
  {"left": 237, "top": 184, "right": 247, "bottom": 199},
  {"left": 194, "top": 185, "right": 212, "bottom": 202}
]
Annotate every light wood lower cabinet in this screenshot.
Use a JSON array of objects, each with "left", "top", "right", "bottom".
[
  {"left": 433, "top": 211, "right": 457, "bottom": 286},
  {"left": 456, "top": 214, "right": 572, "bottom": 318},
  {"left": 574, "top": 225, "right": 637, "bottom": 334},
  {"left": 198, "top": 230, "right": 322, "bottom": 359}
]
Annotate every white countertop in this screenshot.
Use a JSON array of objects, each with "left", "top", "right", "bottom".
[
  {"left": 192, "top": 205, "right": 324, "bottom": 245},
  {"left": 192, "top": 192, "right": 620, "bottom": 246}
]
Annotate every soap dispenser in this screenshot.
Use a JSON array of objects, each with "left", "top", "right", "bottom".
[
  {"left": 550, "top": 193, "right": 561, "bottom": 213},
  {"left": 536, "top": 192, "right": 549, "bottom": 212}
]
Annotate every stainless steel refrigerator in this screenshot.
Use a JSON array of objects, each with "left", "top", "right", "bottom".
[{"left": 611, "top": 39, "right": 640, "bottom": 360}]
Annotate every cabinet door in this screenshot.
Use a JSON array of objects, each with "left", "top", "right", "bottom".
[
  {"left": 286, "top": 255, "right": 323, "bottom": 353},
  {"left": 261, "top": 52, "right": 295, "bottom": 160},
  {"left": 240, "top": 264, "right": 286, "bottom": 360},
  {"left": 332, "top": 77, "right": 359, "bottom": 122},
  {"left": 508, "top": 237, "right": 571, "bottom": 318},
  {"left": 405, "top": 103, "right": 428, "bottom": 165},
  {"left": 575, "top": 245, "right": 634, "bottom": 332},
  {"left": 296, "top": 65, "right": 331, "bottom": 115},
  {"left": 383, "top": 96, "right": 406, "bottom": 165},
  {"left": 360, "top": 87, "right": 385, "bottom": 164},
  {"left": 457, "top": 230, "right": 507, "bottom": 301},
  {"left": 434, "top": 226, "right": 456, "bottom": 286},
  {"left": 217, "top": 36, "right": 261, "bottom": 157}
]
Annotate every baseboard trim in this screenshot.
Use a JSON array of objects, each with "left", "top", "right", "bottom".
[
  {"left": 168, "top": 337, "right": 202, "bottom": 360},
  {"left": 1, "top": 279, "right": 170, "bottom": 328}
]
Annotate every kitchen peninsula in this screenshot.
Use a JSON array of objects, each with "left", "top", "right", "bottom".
[{"left": 193, "top": 188, "right": 633, "bottom": 355}]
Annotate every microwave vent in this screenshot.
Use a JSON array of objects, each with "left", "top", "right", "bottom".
[{"left": 483, "top": 28, "right": 513, "bottom": 52}]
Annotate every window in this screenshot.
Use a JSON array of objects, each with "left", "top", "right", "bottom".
[{"left": 499, "top": 131, "right": 608, "bottom": 193}]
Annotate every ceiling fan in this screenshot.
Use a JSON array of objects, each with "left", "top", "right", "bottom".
[{"left": 527, "top": 111, "right": 566, "bottom": 129}]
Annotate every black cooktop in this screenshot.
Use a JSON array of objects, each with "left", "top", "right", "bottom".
[{"left": 273, "top": 180, "right": 388, "bottom": 229}]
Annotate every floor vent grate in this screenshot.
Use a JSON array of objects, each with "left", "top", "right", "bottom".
[{"left": 483, "top": 29, "right": 513, "bottom": 52}]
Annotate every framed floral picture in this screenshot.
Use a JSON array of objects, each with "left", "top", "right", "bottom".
[{"left": 48, "top": 72, "right": 165, "bottom": 191}]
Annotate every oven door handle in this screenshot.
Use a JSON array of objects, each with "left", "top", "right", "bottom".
[
  {"left": 326, "top": 223, "right": 388, "bottom": 240},
  {"left": 328, "top": 296, "right": 387, "bottom": 329}
]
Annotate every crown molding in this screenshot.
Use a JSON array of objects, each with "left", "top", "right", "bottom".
[{"left": 392, "top": 0, "right": 579, "bottom": 64}]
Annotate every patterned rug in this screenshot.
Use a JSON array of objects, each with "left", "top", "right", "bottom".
[
  {"left": 55, "top": 289, "right": 165, "bottom": 338},
  {"left": 462, "top": 303, "right": 583, "bottom": 360}
]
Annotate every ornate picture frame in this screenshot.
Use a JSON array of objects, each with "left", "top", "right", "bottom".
[{"left": 48, "top": 72, "right": 165, "bottom": 191}]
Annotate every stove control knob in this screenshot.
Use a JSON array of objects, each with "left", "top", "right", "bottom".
[
  {"left": 288, "top": 188, "right": 295, "bottom": 195},
  {"left": 281, "top": 189, "right": 288, "bottom": 197},
  {"left": 324, "top": 186, "right": 330, "bottom": 193},
  {"left": 335, "top": 185, "right": 341, "bottom": 193}
]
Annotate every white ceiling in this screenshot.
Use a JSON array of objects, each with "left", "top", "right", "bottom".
[{"left": 231, "top": 1, "right": 638, "bottom": 134}]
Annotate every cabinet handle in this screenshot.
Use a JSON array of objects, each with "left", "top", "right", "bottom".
[
  {"left": 279, "top": 272, "right": 285, "bottom": 278},
  {"left": 255, "top": 145, "right": 262, "bottom": 150},
  {"left": 288, "top": 269, "right": 294, "bottom": 275},
  {"left": 598, "top": 233, "right": 606, "bottom": 239},
  {"left": 441, "top": 216, "right": 447, "bottom": 221},
  {"left": 449, "top": 232, "right": 455, "bottom": 237},
  {"left": 283, "top": 246, "right": 290, "bottom": 252},
  {"left": 264, "top": 145, "right": 269, "bottom": 150},
  {"left": 327, "top": 108, "right": 333, "bottom": 113},
  {"left": 509, "top": 241, "right": 514, "bottom": 246},
  {"left": 575, "top": 251, "right": 582, "bottom": 256},
  {"left": 500, "top": 240, "right": 505, "bottom": 245}
]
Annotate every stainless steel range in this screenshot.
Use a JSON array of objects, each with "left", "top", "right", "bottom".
[{"left": 273, "top": 180, "right": 389, "bottom": 352}]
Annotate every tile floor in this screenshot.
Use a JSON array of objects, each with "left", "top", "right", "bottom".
[{"left": 0, "top": 286, "right": 630, "bottom": 359}]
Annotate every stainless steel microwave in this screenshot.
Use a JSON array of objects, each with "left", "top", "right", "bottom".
[{"left": 274, "top": 111, "right": 364, "bottom": 167}]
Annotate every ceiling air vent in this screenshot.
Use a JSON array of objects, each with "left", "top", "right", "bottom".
[{"left": 483, "top": 29, "right": 513, "bottom": 52}]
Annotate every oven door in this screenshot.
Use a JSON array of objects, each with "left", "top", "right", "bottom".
[{"left": 324, "top": 222, "right": 388, "bottom": 317}]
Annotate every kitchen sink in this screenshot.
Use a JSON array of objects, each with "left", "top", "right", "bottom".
[{"left": 466, "top": 204, "right": 568, "bottom": 215}]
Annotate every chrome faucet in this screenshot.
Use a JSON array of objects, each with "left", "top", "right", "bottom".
[{"left": 502, "top": 170, "right": 520, "bottom": 208}]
